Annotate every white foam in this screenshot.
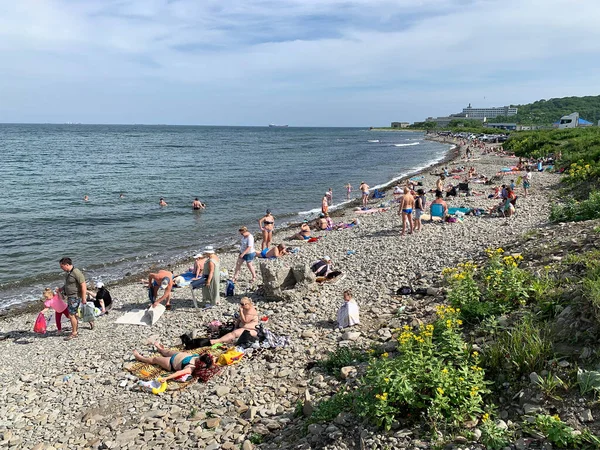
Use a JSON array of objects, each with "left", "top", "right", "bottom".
[
  {"left": 393, "top": 142, "right": 420, "bottom": 147},
  {"left": 368, "top": 139, "right": 380, "bottom": 143}
]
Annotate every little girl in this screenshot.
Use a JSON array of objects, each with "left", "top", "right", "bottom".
[{"left": 41, "top": 288, "right": 70, "bottom": 332}]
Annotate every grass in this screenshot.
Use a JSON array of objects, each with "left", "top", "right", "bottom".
[
  {"left": 483, "top": 314, "right": 554, "bottom": 380},
  {"left": 317, "top": 346, "right": 369, "bottom": 377}
]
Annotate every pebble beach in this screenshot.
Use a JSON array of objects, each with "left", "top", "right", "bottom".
[{"left": 0, "top": 138, "right": 560, "bottom": 450}]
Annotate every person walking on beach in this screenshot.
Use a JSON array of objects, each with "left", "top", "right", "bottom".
[
  {"left": 59, "top": 257, "right": 87, "bottom": 340},
  {"left": 148, "top": 270, "right": 174, "bottom": 309},
  {"left": 523, "top": 169, "right": 532, "bottom": 197},
  {"left": 399, "top": 187, "right": 415, "bottom": 236},
  {"left": 413, "top": 189, "right": 426, "bottom": 232},
  {"left": 345, "top": 183, "right": 352, "bottom": 199},
  {"left": 359, "top": 181, "right": 370, "bottom": 208},
  {"left": 232, "top": 226, "right": 257, "bottom": 284},
  {"left": 321, "top": 193, "right": 329, "bottom": 215},
  {"left": 258, "top": 210, "right": 275, "bottom": 250},
  {"left": 202, "top": 246, "right": 220, "bottom": 306},
  {"left": 192, "top": 198, "right": 205, "bottom": 210}
]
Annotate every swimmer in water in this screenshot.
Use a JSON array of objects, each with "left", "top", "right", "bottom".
[
  {"left": 119, "top": 193, "right": 125, "bottom": 198},
  {"left": 159, "top": 198, "right": 168, "bottom": 207},
  {"left": 83, "top": 195, "right": 89, "bottom": 202},
  {"left": 192, "top": 198, "right": 205, "bottom": 210}
]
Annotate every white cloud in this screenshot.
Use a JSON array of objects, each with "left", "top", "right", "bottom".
[{"left": 0, "top": 0, "right": 598, "bottom": 125}]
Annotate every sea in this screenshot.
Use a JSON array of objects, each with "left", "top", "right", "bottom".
[{"left": 0, "top": 124, "right": 451, "bottom": 310}]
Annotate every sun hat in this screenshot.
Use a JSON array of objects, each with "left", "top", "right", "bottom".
[
  {"left": 160, "top": 278, "right": 170, "bottom": 289},
  {"left": 193, "top": 253, "right": 204, "bottom": 259},
  {"left": 323, "top": 256, "right": 332, "bottom": 261},
  {"left": 95, "top": 281, "right": 104, "bottom": 289},
  {"left": 204, "top": 246, "right": 215, "bottom": 254},
  {"left": 173, "top": 276, "right": 185, "bottom": 286}
]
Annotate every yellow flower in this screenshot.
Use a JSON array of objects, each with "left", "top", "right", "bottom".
[
  {"left": 482, "top": 413, "right": 490, "bottom": 422},
  {"left": 552, "top": 414, "right": 561, "bottom": 422},
  {"left": 472, "top": 351, "right": 479, "bottom": 357},
  {"left": 437, "top": 387, "right": 444, "bottom": 395},
  {"left": 375, "top": 392, "right": 389, "bottom": 401},
  {"left": 381, "top": 352, "right": 389, "bottom": 358},
  {"left": 441, "top": 368, "right": 449, "bottom": 374},
  {"left": 384, "top": 378, "right": 390, "bottom": 383}
]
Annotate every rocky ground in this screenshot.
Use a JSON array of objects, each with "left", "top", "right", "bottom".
[{"left": 0, "top": 143, "right": 561, "bottom": 450}]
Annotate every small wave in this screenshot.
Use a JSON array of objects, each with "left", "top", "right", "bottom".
[
  {"left": 297, "top": 207, "right": 322, "bottom": 216},
  {"left": 393, "top": 142, "right": 420, "bottom": 147},
  {"left": 368, "top": 140, "right": 380, "bottom": 143}
]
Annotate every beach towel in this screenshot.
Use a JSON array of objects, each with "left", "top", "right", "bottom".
[
  {"left": 337, "top": 301, "right": 360, "bottom": 329},
  {"left": 448, "top": 207, "right": 471, "bottom": 215},
  {"left": 115, "top": 304, "right": 166, "bottom": 326},
  {"left": 356, "top": 208, "right": 388, "bottom": 214}
]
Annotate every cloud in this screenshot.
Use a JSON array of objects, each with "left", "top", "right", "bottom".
[{"left": 0, "top": 0, "right": 598, "bottom": 125}]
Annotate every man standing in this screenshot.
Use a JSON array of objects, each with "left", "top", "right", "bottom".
[
  {"left": 321, "top": 193, "right": 329, "bottom": 215},
  {"left": 399, "top": 187, "right": 415, "bottom": 236},
  {"left": 359, "top": 181, "right": 370, "bottom": 208},
  {"left": 59, "top": 257, "right": 87, "bottom": 340}
]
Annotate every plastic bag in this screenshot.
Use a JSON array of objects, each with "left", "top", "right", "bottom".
[
  {"left": 80, "top": 303, "right": 96, "bottom": 323},
  {"left": 217, "top": 348, "right": 244, "bottom": 366},
  {"left": 33, "top": 313, "right": 47, "bottom": 334}
]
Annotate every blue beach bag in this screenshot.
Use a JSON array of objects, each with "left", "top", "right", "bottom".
[{"left": 226, "top": 280, "right": 235, "bottom": 297}]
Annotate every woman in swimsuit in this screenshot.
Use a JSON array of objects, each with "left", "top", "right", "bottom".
[
  {"left": 210, "top": 297, "right": 259, "bottom": 344},
  {"left": 258, "top": 210, "right": 275, "bottom": 250},
  {"left": 292, "top": 221, "right": 311, "bottom": 240},
  {"left": 132, "top": 342, "right": 206, "bottom": 382}
]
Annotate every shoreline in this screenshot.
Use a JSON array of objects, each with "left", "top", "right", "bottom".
[{"left": 0, "top": 136, "right": 457, "bottom": 318}]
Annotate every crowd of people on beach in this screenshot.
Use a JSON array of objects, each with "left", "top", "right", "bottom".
[{"left": 35, "top": 132, "right": 555, "bottom": 394}]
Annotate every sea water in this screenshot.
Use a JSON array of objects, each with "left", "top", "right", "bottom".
[{"left": 0, "top": 124, "right": 450, "bottom": 309}]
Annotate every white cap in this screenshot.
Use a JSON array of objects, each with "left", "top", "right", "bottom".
[
  {"left": 95, "top": 281, "right": 104, "bottom": 289},
  {"left": 193, "top": 253, "right": 204, "bottom": 259},
  {"left": 160, "top": 278, "right": 170, "bottom": 289},
  {"left": 204, "top": 246, "right": 215, "bottom": 254},
  {"left": 323, "top": 256, "right": 331, "bottom": 261}
]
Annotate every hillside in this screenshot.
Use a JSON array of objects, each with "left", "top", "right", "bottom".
[{"left": 494, "top": 95, "right": 600, "bottom": 125}]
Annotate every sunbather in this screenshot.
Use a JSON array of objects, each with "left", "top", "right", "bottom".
[
  {"left": 260, "top": 243, "right": 289, "bottom": 258},
  {"left": 210, "top": 297, "right": 259, "bottom": 344},
  {"left": 292, "top": 220, "right": 312, "bottom": 240},
  {"left": 132, "top": 342, "right": 212, "bottom": 382}
]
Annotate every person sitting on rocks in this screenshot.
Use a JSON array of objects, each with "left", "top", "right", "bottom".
[
  {"left": 209, "top": 297, "right": 259, "bottom": 345},
  {"left": 431, "top": 190, "right": 448, "bottom": 217},
  {"left": 292, "top": 220, "right": 311, "bottom": 240},
  {"left": 317, "top": 213, "right": 328, "bottom": 230},
  {"left": 92, "top": 281, "right": 113, "bottom": 314},
  {"left": 337, "top": 290, "right": 360, "bottom": 329},
  {"left": 132, "top": 342, "right": 213, "bottom": 382},
  {"left": 311, "top": 256, "right": 342, "bottom": 280}
]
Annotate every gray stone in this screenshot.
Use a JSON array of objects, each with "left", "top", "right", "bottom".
[
  {"left": 340, "top": 366, "right": 356, "bottom": 379},
  {"left": 473, "top": 428, "right": 482, "bottom": 441},
  {"left": 206, "top": 417, "right": 221, "bottom": 428},
  {"left": 301, "top": 330, "right": 316, "bottom": 339},
  {"left": 529, "top": 372, "right": 542, "bottom": 385},
  {"left": 216, "top": 386, "right": 230, "bottom": 397},
  {"left": 496, "top": 420, "right": 508, "bottom": 430},
  {"left": 580, "top": 409, "right": 594, "bottom": 422},
  {"left": 242, "top": 440, "right": 254, "bottom": 450},
  {"left": 342, "top": 331, "right": 360, "bottom": 341}
]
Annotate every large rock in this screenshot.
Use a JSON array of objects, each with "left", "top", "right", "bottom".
[{"left": 259, "top": 261, "right": 315, "bottom": 300}]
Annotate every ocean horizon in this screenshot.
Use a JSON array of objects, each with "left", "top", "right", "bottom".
[{"left": 0, "top": 124, "right": 450, "bottom": 310}]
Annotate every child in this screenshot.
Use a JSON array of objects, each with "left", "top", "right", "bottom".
[
  {"left": 337, "top": 290, "right": 360, "bottom": 329},
  {"left": 41, "top": 288, "right": 70, "bottom": 333}
]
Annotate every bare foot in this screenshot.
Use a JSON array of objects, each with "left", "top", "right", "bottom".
[{"left": 133, "top": 350, "right": 143, "bottom": 361}]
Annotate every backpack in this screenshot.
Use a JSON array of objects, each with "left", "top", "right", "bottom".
[
  {"left": 226, "top": 280, "right": 235, "bottom": 297},
  {"left": 396, "top": 286, "right": 413, "bottom": 295}
]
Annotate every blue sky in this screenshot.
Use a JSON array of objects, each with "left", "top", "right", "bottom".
[{"left": 0, "top": 0, "right": 598, "bottom": 126}]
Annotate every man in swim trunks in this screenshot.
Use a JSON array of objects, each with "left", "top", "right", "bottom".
[
  {"left": 192, "top": 198, "right": 205, "bottom": 210},
  {"left": 59, "top": 257, "right": 87, "bottom": 340},
  {"left": 148, "top": 270, "right": 174, "bottom": 309},
  {"left": 359, "top": 182, "right": 370, "bottom": 207},
  {"left": 399, "top": 187, "right": 415, "bottom": 236}
]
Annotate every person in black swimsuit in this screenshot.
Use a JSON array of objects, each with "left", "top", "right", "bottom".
[
  {"left": 192, "top": 198, "right": 205, "bottom": 210},
  {"left": 258, "top": 209, "right": 275, "bottom": 250}
]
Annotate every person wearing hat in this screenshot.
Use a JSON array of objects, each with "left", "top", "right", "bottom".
[
  {"left": 311, "top": 256, "right": 333, "bottom": 277},
  {"left": 201, "top": 246, "right": 221, "bottom": 305},
  {"left": 413, "top": 189, "right": 427, "bottom": 232},
  {"left": 192, "top": 252, "right": 207, "bottom": 279},
  {"left": 93, "top": 281, "right": 113, "bottom": 314},
  {"left": 258, "top": 210, "right": 275, "bottom": 250},
  {"left": 317, "top": 213, "right": 328, "bottom": 231},
  {"left": 148, "top": 270, "right": 174, "bottom": 309}
]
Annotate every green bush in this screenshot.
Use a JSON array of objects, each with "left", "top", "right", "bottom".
[
  {"left": 307, "top": 389, "right": 354, "bottom": 425},
  {"left": 551, "top": 191, "right": 600, "bottom": 223},
  {"left": 530, "top": 414, "right": 600, "bottom": 448},
  {"left": 357, "top": 306, "right": 489, "bottom": 431},
  {"left": 317, "top": 346, "right": 369, "bottom": 376},
  {"left": 483, "top": 315, "right": 553, "bottom": 379},
  {"left": 480, "top": 414, "right": 511, "bottom": 450}
]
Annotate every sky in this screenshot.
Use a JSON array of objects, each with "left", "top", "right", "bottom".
[{"left": 0, "top": 0, "right": 598, "bottom": 126}]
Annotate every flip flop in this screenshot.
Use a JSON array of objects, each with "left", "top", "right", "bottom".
[{"left": 64, "top": 334, "right": 78, "bottom": 341}]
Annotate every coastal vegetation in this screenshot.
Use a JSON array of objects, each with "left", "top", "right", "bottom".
[
  {"left": 505, "top": 127, "right": 600, "bottom": 222},
  {"left": 492, "top": 95, "right": 600, "bottom": 125}
]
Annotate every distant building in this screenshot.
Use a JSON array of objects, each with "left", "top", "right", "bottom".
[
  {"left": 485, "top": 123, "right": 517, "bottom": 131},
  {"left": 391, "top": 122, "right": 410, "bottom": 129},
  {"left": 425, "top": 116, "right": 455, "bottom": 127},
  {"left": 558, "top": 112, "right": 593, "bottom": 129},
  {"left": 461, "top": 103, "right": 518, "bottom": 119}
]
